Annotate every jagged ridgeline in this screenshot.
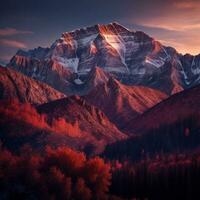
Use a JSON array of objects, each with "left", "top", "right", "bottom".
[{"left": 7, "top": 22, "right": 200, "bottom": 96}]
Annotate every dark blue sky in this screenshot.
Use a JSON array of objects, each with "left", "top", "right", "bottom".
[{"left": 0, "top": 0, "right": 200, "bottom": 64}]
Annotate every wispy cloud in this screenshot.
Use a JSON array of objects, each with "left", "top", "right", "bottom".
[
  {"left": 140, "top": 23, "right": 200, "bottom": 32},
  {"left": 173, "top": 1, "right": 200, "bottom": 10},
  {"left": 135, "top": 0, "right": 200, "bottom": 32},
  {"left": 0, "top": 28, "right": 33, "bottom": 36},
  {"left": 0, "top": 39, "right": 27, "bottom": 48},
  {"left": 125, "top": 21, "right": 200, "bottom": 55}
]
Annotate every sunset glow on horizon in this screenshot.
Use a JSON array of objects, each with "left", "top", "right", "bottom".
[
  {"left": 128, "top": 0, "right": 200, "bottom": 55},
  {"left": 1, "top": 0, "right": 200, "bottom": 63}
]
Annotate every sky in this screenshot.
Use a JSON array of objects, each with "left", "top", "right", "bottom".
[{"left": 0, "top": 0, "right": 200, "bottom": 64}]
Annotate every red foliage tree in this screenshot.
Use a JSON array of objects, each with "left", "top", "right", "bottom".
[{"left": 0, "top": 146, "right": 111, "bottom": 199}]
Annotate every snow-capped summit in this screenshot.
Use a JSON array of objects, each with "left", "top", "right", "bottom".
[{"left": 7, "top": 22, "right": 200, "bottom": 95}]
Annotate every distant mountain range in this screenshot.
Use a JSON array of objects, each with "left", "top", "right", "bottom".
[{"left": 1, "top": 22, "right": 200, "bottom": 156}]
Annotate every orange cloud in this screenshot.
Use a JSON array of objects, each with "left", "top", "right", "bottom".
[
  {"left": 173, "top": 1, "right": 200, "bottom": 9},
  {"left": 0, "top": 39, "right": 27, "bottom": 48},
  {"left": 142, "top": 23, "right": 200, "bottom": 32},
  {"left": 0, "top": 28, "right": 33, "bottom": 36},
  {"left": 129, "top": 3, "right": 200, "bottom": 55},
  {"left": 132, "top": 0, "right": 200, "bottom": 32}
]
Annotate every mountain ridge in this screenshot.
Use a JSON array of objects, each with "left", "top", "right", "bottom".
[
  {"left": 124, "top": 84, "right": 200, "bottom": 134},
  {"left": 83, "top": 67, "right": 167, "bottom": 131},
  {"left": 0, "top": 65, "right": 66, "bottom": 104}
]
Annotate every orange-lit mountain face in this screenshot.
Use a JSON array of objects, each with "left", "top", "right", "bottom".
[{"left": 8, "top": 22, "right": 200, "bottom": 97}]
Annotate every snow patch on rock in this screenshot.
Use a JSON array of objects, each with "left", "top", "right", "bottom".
[{"left": 144, "top": 57, "right": 164, "bottom": 68}]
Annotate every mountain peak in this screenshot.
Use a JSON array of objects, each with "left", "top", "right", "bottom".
[
  {"left": 8, "top": 22, "right": 200, "bottom": 96},
  {"left": 97, "top": 22, "right": 131, "bottom": 34},
  {"left": 61, "top": 22, "right": 131, "bottom": 39}
]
